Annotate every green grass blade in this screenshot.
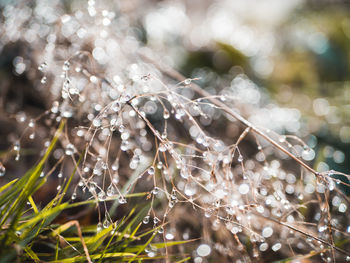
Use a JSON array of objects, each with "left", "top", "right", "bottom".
[{"left": 0, "top": 179, "right": 18, "bottom": 193}]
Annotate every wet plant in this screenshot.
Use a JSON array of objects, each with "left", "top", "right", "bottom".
[{"left": 0, "top": 1, "right": 349, "bottom": 262}]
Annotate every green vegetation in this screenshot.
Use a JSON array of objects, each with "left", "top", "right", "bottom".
[{"left": 0, "top": 121, "right": 191, "bottom": 262}]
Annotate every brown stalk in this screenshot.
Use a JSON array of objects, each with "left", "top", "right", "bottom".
[{"left": 140, "top": 52, "right": 320, "bottom": 177}]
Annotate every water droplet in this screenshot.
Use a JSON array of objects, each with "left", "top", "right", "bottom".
[
  {"left": 103, "top": 219, "right": 110, "bottom": 228},
  {"left": 16, "top": 112, "right": 26, "bottom": 122},
  {"left": 107, "top": 185, "right": 115, "bottom": 196},
  {"left": 152, "top": 187, "right": 159, "bottom": 195},
  {"left": 120, "top": 140, "right": 129, "bottom": 151},
  {"left": 156, "top": 161, "right": 163, "bottom": 169},
  {"left": 259, "top": 243, "right": 268, "bottom": 252},
  {"left": 161, "top": 132, "right": 167, "bottom": 139},
  {"left": 238, "top": 154, "right": 243, "bottom": 162},
  {"left": 238, "top": 183, "right": 249, "bottom": 195},
  {"left": 90, "top": 75, "right": 98, "bottom": 83},
  {"left": 302, "top": 148, "right": 315, "bottom": 161},
  {"left": 111, "top": 160, "right": 119, "bottom": 171},
  {"left": 170, "top": 190, "right": 177, "bottom": 200},
  {"left": 118, "top": 125, "right": 125, "bottom": 133},
  {"left": 204, "top": 209, "right": 213, "bottom": 218},
  {"left": 143, "top": 215, "right": 150, "bottom": 224},
  {"left": 163, "top": 109, "right": 170, "bottom": 119},
  {"left": 148, "top": 166, "right": 155, "bottom": 175},
  {"left": 93, "top": 158, "right": 106, "bottom": 176},
  {"left": 168, "top": 200, "right": 175, "bottom": 208},
  {"left": 41, "top": 76, "right": 47, "bottom": 84},
  {"left": 184, "top": 183, "right": 197, "bottom": 196},
  {"left": 112, "top": 101, "right": 121, "bottom": 112},
  {"left": 118, "top": 196, "right": 127, "bottom": 204},
  {"left": 0, "top": 164, "right": 6, "bottom": 176},
  {"left": 38, "top": 62, "right": 47, "bottom": 72},
  {"left": 13, "top": 141, "right": 20, "bottom": 152},
  {"left": 165, "top": 233, "right": 174, "bottom": 240},
  {"left": 88, "top": 183, "right": 96, "bottom": 194},
  {"left": 180, "top": 168, "right": 190, "bottom": 179},
  {"left": 159, "top": 143, "right": 167, "bottom": 152},
  {"left": 63, "top": 61, "right": 70, "bottom": 71},
  {"left": 256, "top": 205, "right": 264, "bottom": 213},
  {"left": 29, "top": 132, "right": 35, "bottom": 140},
  {"left": 158, "top": 227, "right": 164, "bottom": 234},
  {"left": 121, "top": 131, "right": 130, "bottom": 141},
  {"left": 272, "top": 243, "right": 281, "bottom": 252},
  {"left": 196, "top": 244, "right": 211, "bottom": 257},
  {"left": 97, "top": 222, "right": 103, "bottom": 232},
  {"left": 71, "top": 192, "right": 77, "bottom": 200},
  {"left": 93, "top": 118, "right": 101, "bottom": 127},
  {"left": 262, "top": 227, "right": 273, "bottom": 238},
  {"left": 153, "top": 217, "right": 160, "bottom": 225},
  {"left": 98, "top": 191, "right": 106, "bottom": 201},
  {"left": 220, "top": 95, "right": 226, "bottom": 101},
  {"left": 28, "top": 119, "right": 35, "bottom": 128},
  {"left": 65, "top": 144, "right": 75, "bottom": 156},
  {"left": 339, "top": 203, "right": 347, "bottom": 213},
  {"left": 184, "top": 79, "right": 191, "bottom": 85}
]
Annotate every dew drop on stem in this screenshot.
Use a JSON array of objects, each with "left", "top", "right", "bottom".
[
  {"left": 184, "top": 78, "right": 191, "bottom": 85},
  {"left": 65, "top": 143, "right": 75, "bottom": 156},
  {"left": 103, "top": 219, "right": 110, "bottom": 228},
  {"left": 118, "top": 196, "right": 127, "bottom": 204},
  {"left": 158, "top": 227, "right": 164, "bottom": 234},
  {"left": 148, "top": 166, "right": 155, "bottom": 175},
  {"left": 143, "top": 215, "right": 150, "bottom": 224},
  {"left": 0, "top": 164, "right": 5, "bottom": 177},
  {"left": 97, "top": 222, "right": 103, "bottom": 233},
  {"left": 62, "top": 61, "right": 70, "bottom": 71},
  {"left": 152, "top": 187, "right": 159, "bottom": 195},
  {"left": 38, "top": 62, "right": 47, "bottom": 72},
  {"left": 163, "top": 109, "right": 170, "bottom": 119}
]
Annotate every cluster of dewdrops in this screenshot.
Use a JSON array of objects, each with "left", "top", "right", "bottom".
[{"left": 0, "top": 1, "right": 349, "bottom": 261}]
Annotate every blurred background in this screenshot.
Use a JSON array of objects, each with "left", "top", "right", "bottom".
[{"left": 136, "top": 0, "right": 350, "bottom": 176}]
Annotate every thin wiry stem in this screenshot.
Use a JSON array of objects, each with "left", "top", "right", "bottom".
[{"left": 140, "top": 52, "right": 320, "bottom": 176}]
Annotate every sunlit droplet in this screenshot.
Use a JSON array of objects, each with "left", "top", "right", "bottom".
[
  {"left": 239, "top": 183, "right": 249, "bottom": 195},
  {"left": 0, "top": 164, "right": 5, "bottom": 177},
  {"left": 38, "top": 62, "right": 47, "bottom": 72},
  {"left": 262, "top": 227, "right": 273, "bottom": 238},
  {"left": 143, "top": 215, "right": 150, "bottom": 224},
  {"left": 196, "top": 244, "right": 211, "bottom": 257},
  {"left": 163, "top": 109, "right": 170, "bottom": 119},
  {"left": 63, "top": 61, "right": 70, "bottom": 71},
  {"left": 65, "top": 144, "right": 75, "bottom": 156},
  {"left": 148, "top": 166, "right": 155, "bottom": 175},
  {"left": 184, "top": 79, "right": 191, "bottom": 85},
  {"left": 272, "top": 243, "right": 281, "bottom": 252},
  {"left": 118, "top": 196, "right": 127, "bottom": 204}
]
